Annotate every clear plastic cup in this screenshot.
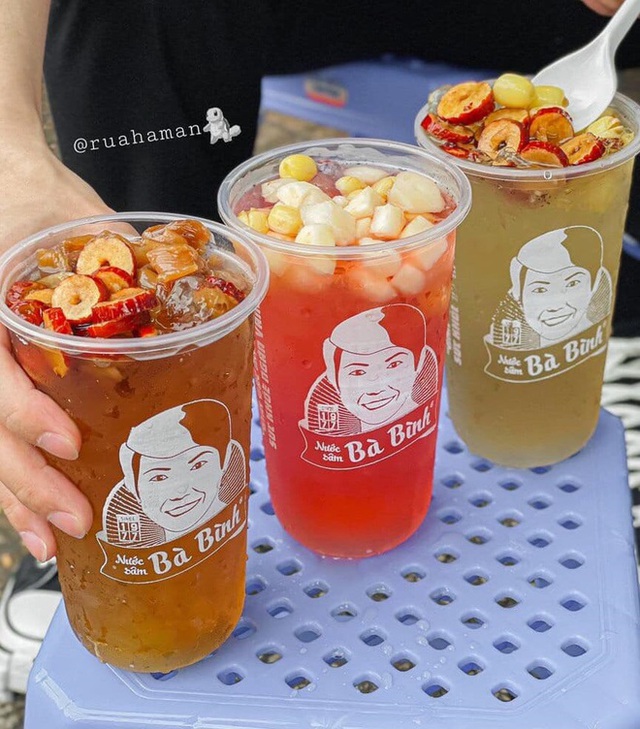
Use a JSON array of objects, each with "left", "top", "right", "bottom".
[
  {"left": 415, "top": 92, "right": 640, "bottom": 467},
  {"left": 0, "top": 213, "right": 269, "bottom": 672},
  {"left": 219, "top": 138, "right": 471, "bottom": 558}
]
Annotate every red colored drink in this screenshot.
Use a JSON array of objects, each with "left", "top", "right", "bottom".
[{"left": 220, "top": 140, "right": 471, "bottom": 558}]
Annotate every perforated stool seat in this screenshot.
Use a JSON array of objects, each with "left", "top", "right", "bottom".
[{"left": 25, "top": 398, "right": 640, "bottom": 729}]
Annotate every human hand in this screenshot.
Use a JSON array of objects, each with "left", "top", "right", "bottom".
[
  {"left": 581, "top": 0, "right": 625, "bottom": 16},
  {"left": 0, "top": 131, "right": 112, "bottom": 561}
]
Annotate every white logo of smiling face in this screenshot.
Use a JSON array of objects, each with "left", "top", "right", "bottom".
[
  {"left": 327, "top": 306, "right": 431, "bottom": 428},
  {"left": 334, "top": 340, "right": 425, "bottom": 426},
  {"left": 137, "top": 445, "right": 224, "bottom": 534},
  {"left": 302, "top": 304, "right": 439, "bottom": 437},
  {"left": 515, "top": 227, "right": 601, "bottom": 343},
  {"left": 102, "top": 399, "right": 246, "bottom": 548},
  {"left": 489, "top": 226, "right": 612, "bottom": 351}
]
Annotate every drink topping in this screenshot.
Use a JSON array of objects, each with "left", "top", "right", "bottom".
[
  {"left": 6, "top": 219, "right": 247, "bottom": 338},
  {"left": 420, "top": 73, "right": 634, "bottom": 167},
  {"left": 236, "top": 155, "right": 455, "bottom": 247}
]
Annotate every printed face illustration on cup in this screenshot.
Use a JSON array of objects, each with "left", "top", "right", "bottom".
[
  {"left": 512, "top": 227, "right": 609, "bottom": 344},
  {"left": 325, "top": 307, "right": 430, "bottom": 428},
  {"left": 136, "top": 447, "right": 224, "bottom": 534},
  {"left": 299, "top": 304, "right": 440, "bottom": 471},
  {"left": 300, "top": 304, "right": 439, "bottom": 448},
  {"left": 484, "top": 226, "right": 613, "bottom": 383},
  {"left": 488, "top": 226, "right": 612, "bottom": 351},
  {"left": 101, "top": 399, "right": 246, "bottom": 549}
]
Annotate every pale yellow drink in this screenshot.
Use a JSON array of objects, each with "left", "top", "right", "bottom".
[{"left": 416, "top": 92, "right": 640, "bottom": 467}]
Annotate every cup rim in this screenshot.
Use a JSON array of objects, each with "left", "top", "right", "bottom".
[
  {"left": 0, "top": 212, "right": 269, "bottom": 356},
  {"left": 217, "top": 137, "right": 472, "bottom": 257},
  {"left": 414, "top": 90, "right": 640, "bottom": 181}
]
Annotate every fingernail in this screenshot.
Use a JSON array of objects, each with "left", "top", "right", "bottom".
[
  {"left": 37, "top": 432, "right": 79, "bottom": 460},
  {"left": 48, "top": 511, "right": 87, "bottom": 539},
  {"left": 19, "top": 531, "right": 49, "bottom": 562}
]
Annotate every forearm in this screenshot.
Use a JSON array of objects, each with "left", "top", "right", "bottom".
[{"left": 0, "top": 0, "right": 50, "bottom": 134}]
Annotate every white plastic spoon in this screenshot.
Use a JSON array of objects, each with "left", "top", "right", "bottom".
[{"left": 532, "top": 0, "right": 640, "bottom": 132}]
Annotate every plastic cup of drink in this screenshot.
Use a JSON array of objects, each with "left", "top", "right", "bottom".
[
  {"left": 0, "top": 213, "right": 269, "bottom": 673},
  {"left": 219, "top": 139, "right": 471, "bottom": 558},
  {"left": 415, "top": 92, "right": 640, "bottom": 468}
]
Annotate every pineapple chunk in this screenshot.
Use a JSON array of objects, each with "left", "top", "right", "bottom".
[
  {"left": 411, "top": 238, "right": 449, "bottom": 270},
  {"left": 301, "top": 201, "right": 356, "bottom": 245},
  {"left": 372, "top": 176, "right": 395, "bottom": 200},
  {"left": 361, "top": 249, "right": 402, "bottom": 278},
  {"left": 355, "top": 217, "right": 372, "bottom": 239},
  {"left": 370, "top": 204, "right": 405, "bottom": 240},
  {"left": 276, "top": 181, "right": 331, "bottom": 208},
  {"left": 400, "top": 215, "right": 434, "bottom": 239},
  {"left": 388, "top": 171, "right": 444, "bottom": 214},
  {"left": 349, "top": 267, "right": 396, "bottom": 304},
  {"left": 344, "top": 187, "right": 384, "bottom": 219},
  {"left": 295, "top": 224, "right": 336, "bottom": 247},
  {"left": 261, "top": 178, "right": 291, "bottom": 203},
  {"left": 344, "top": 165, "right": 388, "bottom": 184},
  {"left": 391, "top": 263, "right": 428, "bottom": 296}
]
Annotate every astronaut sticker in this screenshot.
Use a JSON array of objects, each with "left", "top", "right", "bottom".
[
  {"left": 299, "top": 304, "right": 440, "bottom": 470},
  {"left": 484, "top": 226, "right": 612, "bottom": 382},
  {"left": 96, "top": 399, "right": 247, "bottom": 584}
]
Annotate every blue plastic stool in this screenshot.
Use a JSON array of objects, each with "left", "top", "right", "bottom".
[
  {"left": 25, "top": 395, "right": 640, "bottom": 728},
  {"left": 260, "top": 57, "right": 494, "bottom": 144}
]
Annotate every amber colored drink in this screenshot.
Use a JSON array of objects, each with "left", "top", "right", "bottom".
[
  {"left": 0, "top": 215, "right": 268, "bottom": 672},
  {"left": 416, "top": 93, "right": 640, "bottom": 467},
  {"left": 219, "top": 140, "right": 471, "bottom": 558}
]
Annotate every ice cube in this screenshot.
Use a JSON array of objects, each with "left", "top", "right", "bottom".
[
  {"left": 155, "top": 276, "right": 211, "bottom": 329},
  {"left": 315, "top": 158, "right": 343, "bottom": 178}
]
